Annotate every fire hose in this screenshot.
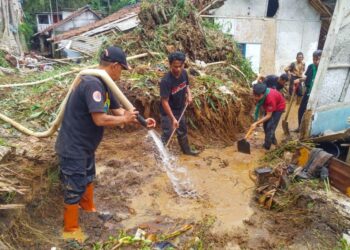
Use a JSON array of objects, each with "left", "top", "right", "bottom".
[{"left": 0, "top": 69, "right": 148, "bottom": 138}]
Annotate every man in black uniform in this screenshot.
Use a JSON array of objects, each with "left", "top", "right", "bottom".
[
  {"left": 160, "top": 52, "right": 198, "bottom": 155},
  {"left": 55, "top": 46, "right": 156, "bottom": 238}
]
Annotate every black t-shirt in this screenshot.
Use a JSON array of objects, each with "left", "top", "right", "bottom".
[
  {"left": 160, "top": 70, "right": 189, "bottom": 116},
  {"left": 55, "top": 75, "right": 120, "bottom": 159},
  {"left": 263, "top": 75, "right": 283, "bottom": 91}
]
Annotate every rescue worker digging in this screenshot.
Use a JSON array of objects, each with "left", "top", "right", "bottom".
[
  {"left": 250, "top": 84, "right": 286, "bottom": 150},
  {"left": 258, "top": 73, "right": 289, "bottom": 92},
  {"left": 160, "top": 52, "right": 199, "bottom": 155},
  {"left": 55, "top": 46, "right": 156, "bottom": 239}
]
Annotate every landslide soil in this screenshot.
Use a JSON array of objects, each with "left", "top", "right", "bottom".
[{"left": 1, "top": 104, "right": 349, "bottom": 249}]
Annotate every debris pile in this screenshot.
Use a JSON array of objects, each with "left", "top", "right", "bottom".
[
  {"left": 0, "top": 50, "right": 78, "bottom": 74},
  {"left": 106, "top": 0, "right": 256, "bottom": 142},
  {"left": 253, "top": 143, "right": 336, "bottom": 210},
  {"left": 0, "top": 0, "right": 256, "bottom": 143}
]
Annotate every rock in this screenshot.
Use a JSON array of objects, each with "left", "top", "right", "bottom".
[
  {"left": 115, "top": 212, "right": 130, "bottom": 222},
  {"left": 98, "top": 211, "right": 113, "bottom": 222}
]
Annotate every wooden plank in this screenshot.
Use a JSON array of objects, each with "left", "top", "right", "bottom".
[
  {"left": 296, "top": 145, "right": 350, "bottom": 197},
  {"left": 329, "top": 158, "right": 350, "bottom": 196}
]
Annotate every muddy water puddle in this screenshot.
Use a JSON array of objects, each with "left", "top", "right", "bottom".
[
  {"left": 96, "top": 132, "right": 265, "bottom": 234},
  {"left": 91, "top": 106, "right": 293, "bottom": 241}
]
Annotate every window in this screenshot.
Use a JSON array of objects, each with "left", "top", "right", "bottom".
[
  {"left": 238, "top": 43, "right": 246, "bottom": 57},
  {"left": 266, "top": 0, "right": 279, "bottom": 17},
  {"left": 38, "top": 15, "right": 49, "bottom": 24},
  {"left": 238, "top": 43, "right": 261, "bottom": 74}
]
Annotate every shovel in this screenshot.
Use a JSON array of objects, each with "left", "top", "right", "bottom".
[
  {"left": 165, "top": 103, "right": 188, "bottom": 147},
  {"left": 282, "top": 90, "right": 296, "bottom": 136},
  {"left": 237, "top": 126, "right": 255, "bottom": 154}
]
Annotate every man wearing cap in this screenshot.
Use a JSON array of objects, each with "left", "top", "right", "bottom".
[
  {"left": 250, "top": 83, "right": 286, "bottom": 150},
  {"left": 55, "top": 46, "right": 156, "bottom": 238},
  {"left": 160, "top": 51, "right": 199, "bottom": 155},
  {"left": 258, "top": 73, "right": 289, "bottom": 92},
  {"left": 293, "top": 50, "right": 322, "bottom": 132}
]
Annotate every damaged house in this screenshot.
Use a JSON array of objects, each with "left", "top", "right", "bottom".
[
  {"left": 208, "top": 0, "right": 333, "bottom": 74},
  {"left": 34, "top": 5, "right": 101, "bottom": 56},
  {"left": 53, "top": 4, "right": 140, "bottom": 58},
  {"left": 33, "top": 4, "right": 140, "bottom": 58}
]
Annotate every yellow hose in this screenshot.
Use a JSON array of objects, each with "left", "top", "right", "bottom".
[{"left": 0, "top": 69, "right": 142, "bottom": 138}]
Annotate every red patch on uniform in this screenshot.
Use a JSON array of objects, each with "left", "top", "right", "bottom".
[{"left": 93, "top": 91, "right": 102, "bottom": 102}]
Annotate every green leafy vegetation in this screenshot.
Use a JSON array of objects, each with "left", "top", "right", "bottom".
[
  {"left": 336, "top": 237, "right": 350, "bottom": 250},
  {"left": 0, "top": 51, "right": 11, "bottom": 68}
]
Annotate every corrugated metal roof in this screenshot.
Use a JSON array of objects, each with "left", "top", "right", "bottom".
[
  {"left": 58, "top": 36, "right": 103, "bottom": 56},
  {"left": 81, "top": 14, "right": 139, "bottom": 36}
]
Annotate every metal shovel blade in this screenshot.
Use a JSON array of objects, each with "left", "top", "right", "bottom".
[
  {"left": 282, "top": 120, "right": 290, "bottom": 136},
  {"left": 237, "top": 139, "right": 251, "bottom": 154}
]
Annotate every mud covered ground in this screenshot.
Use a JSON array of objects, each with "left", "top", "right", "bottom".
[{"left": 1, "top": 104, "right": 350, "bottom": 249}]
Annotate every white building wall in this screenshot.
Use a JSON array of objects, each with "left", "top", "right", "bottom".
[
  {"left": 212, "top": 0, "right": 321, "bottom": 75},
  {"left": 62, "top": 11, "right": 72, "bottom": 19},
  {"left": 55, "top": 12, "right": 99, "bottom": 33},
  {"left": 274, "top": 0, "right": 321, "bottom": 73},
  {"left": 212, "top": 0, "right": 268, "bottom": 17}
]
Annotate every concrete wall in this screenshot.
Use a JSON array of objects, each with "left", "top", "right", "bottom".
[
  {"left": 307, "top": 0, "right": 350, "bottom": 136},
  {"left": 212, "top": 0, "right": 268, "bottom": 17},
  {"left": 55, "top": 12, "right": 99, "bottom": 33},
  {"left": 309, "top": 0, "right": 350, "bottom": 108},
  {"left": 275, "top": 0, "right": 321, "bottom": 73},
  {"left": 212, "top": 0, "right": 321, "bottom": 75}
]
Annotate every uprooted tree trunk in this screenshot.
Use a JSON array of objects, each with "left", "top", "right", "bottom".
[{"left": 0, "top": 0, "right": 24, "bottom": 56}]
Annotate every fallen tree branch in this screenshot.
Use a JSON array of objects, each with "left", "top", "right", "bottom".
[
  {"left": 0, "top": 66, "right": 15, "bottom": 75},
  {"left": 0, "top": 204, "right": 25, "bottom": 210},
  {"left": 198, "top": 0, "right": 221, "bottom": 15},
  {"left": 230, "top": 64, "right": 250, "bottom": 86},
  {"left": 0, "top": 52, "right": 160, "bottom": 88}
]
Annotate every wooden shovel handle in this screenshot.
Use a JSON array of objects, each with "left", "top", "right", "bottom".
[
  {"left": 284, "top": 91, "right": 296, "bottom": 122},
  {"left": 245, "top": 126, "right": 255, "bottom": 139}
]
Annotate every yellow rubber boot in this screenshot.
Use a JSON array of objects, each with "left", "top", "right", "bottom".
[
  {"left": 62, "top": 203, "right": 86, "bottom": 242},
  {"left": 79, "top": 183, "right": 96, "bottom": 212}
]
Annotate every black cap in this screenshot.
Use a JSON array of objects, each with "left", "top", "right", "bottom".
[
  {"left": 280, "top": 73, "right": 289, "bottom": 81},
  {"left": 313, "top": 50, "right": 322, "bottom": 58},
  {"left": 100, "top": 46, "right": 129, "bottom": 70},
  {"left": 253, "top": 83, "right": 267, "bottom": 95}
]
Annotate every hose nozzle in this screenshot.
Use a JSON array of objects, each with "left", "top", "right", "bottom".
[{"left": 137, "top": 114, "right": 148, "bottom": 127}]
